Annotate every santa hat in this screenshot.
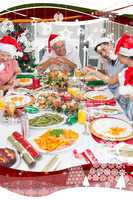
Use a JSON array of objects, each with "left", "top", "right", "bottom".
[
  {"left": 115, "top": 33, "right": 133, "bottom": 56},
  {"left": 119, "top": 66, "right": 133, "bottom": 96},
  {"left": 128, "top": 49, "right": 133, "bottom": 57},
  {"left": 48, "top": 34, "right": 64, "bottom": 53},
  {"left": 94, "top": 37, "right": 111, "bottom": 51},
  {"left": 0, "top": 35, "right": 23, "bottom": 57}
]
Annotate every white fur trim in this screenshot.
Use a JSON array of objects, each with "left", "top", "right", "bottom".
[
  {"left": 119, "top": 85, "right": 133, "bottom": 95},
  {"left": 128, "top": 49, "right": 133, "bottom": 57},
  {"left": 119, "top": 47, "right": 129, "bottom": 56},
  {"left": 0, "top": 43, "right": 16, "bottom": 57},
  {"left": 50, "top": 36, "right": 64, "bottom": 46},
  {"left": 16, "top": 51, "right": 23, "bottom": 57}
]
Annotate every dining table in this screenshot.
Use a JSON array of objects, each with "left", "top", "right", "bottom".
[{"left": 0, "top": 74, "right": 133, "bottom": 196}]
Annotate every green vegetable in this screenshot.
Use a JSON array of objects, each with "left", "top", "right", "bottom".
[
  {"left": 86, "top": 80, "right": 106, "bottom": 87},
  {"left": 29, "top": 113, "right": 64, "bottom": 127},
  {"left": 49, "top": 129, "right": 64, "bottom": 137}
]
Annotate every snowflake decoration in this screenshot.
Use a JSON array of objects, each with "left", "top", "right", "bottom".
[
  {"left": 37, "top": 22, "right": 52, "bottom": 36},
  {"left": 60, "top": 27, "right": 73, "bottom": 40}
]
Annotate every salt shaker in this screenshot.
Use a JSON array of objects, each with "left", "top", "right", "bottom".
[{"left": 20, "top": 112, "right": 29, "bottom": 138}]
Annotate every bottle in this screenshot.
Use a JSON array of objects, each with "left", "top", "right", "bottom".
[
  {"left": 78, "top": 103, "right": 87, "bottom": 124},
  {"left": 20, "top": 112, "right": 29, "bottom": 138},
  {"left": 0, "top": 90, "right": 5, "bottom": 119},
  {"left": 32, "top": 69, "right": 41, "bottom": 89},
  {"left": 0, "top": 90, "right": 5, "bottom": 109}
]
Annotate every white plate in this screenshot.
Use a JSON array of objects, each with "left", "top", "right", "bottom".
[
  {"left": 91, "top": 85, "right": 108, "bottom": 91},
  {"left": 90, "top": 117, "right": 133, "bottom": 141},
  {"left": 115, "top": 143, "right": 133, "bottom": 164},
  {"left": 17, "top": 78, "right": 33, "bottom": 87},
  {"left": 11, "top": 149, "right": 21, "bottom": 169},
  {"left": 28, "top": 128, "right": 81, "bottom": 154},
  {"left": 28, "top": 111, "right": 66, "bottom": 129},
  {"left": 15, "top": 88, "right": 32, "bottom": 95},
  {"left": 95, "top": 105, "right": 122, "bottom": 115},
  {"left": 0, "top": 146, "right": 21, "bottom": 169},
  {"left": 85, "top": 91, "right": 113, "bottom": 100},
  {"left": 5, "top": 94, "right": 33, "bottom": 107}
]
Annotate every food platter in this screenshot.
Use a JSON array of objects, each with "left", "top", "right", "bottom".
[
  {"left": 15, "top": 88, "right": 32, "bottom": 95},
  {"left": 90, "top": 117, "right": 133, "bottom": 141},
  {"left": 28, "top": 111, "right": 66, "bottom": 129},
  {"left": 95, "top": 105, "right": 122, "bottom": 115},
  {"left": 0, "top": 146, "right": 21, "bottom": 168},
  {"left": 17, "top": 78, "right": 33, "bottom": 87},
  {"left": 85, "top": 91, "right": 113, "bottom": 101},
  {"left": 29, "top": 128, "right": 80, "bottom": 154},
  {"left": 5, "top": 94, "right": 34, "bottom": 108}
]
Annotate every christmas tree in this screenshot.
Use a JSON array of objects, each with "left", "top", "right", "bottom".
[{"left": 10, "top": 24, "right": 37, "bottom": 73}]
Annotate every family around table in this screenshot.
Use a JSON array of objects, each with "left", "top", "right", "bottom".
[{"left": 0, "top": 32, "right": 133, "bottom": 120}]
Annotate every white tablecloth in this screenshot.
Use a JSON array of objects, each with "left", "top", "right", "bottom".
[{"left": 0, "top": 89, "right": 132, "bottom": 172}]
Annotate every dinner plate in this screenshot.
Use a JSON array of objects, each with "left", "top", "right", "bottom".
[
  {"left": 11, "top": 149, "right": 21, "bottom": 169},
  {"left": 5, "top": 94, "right": 34, "bottom": 108},
  {"left": 87, "top": 85, "right": 108, "bottom": 91},
  {"left": 115, "top": 143, "right": 133, "bottom": 164},
  {"left": 28, "top": 111, "right": 66, "bottom": 129},
  {"left": 0, "top": 146, "right": 21, "bottom": 169},
  {"left": 17, "top": 78, "right": 33, "bottom": 87},
  {"left": 95, "top": 105, "right": 122, "bottom": 115},
  {"left": 15, "top": 88, "right": 32, "bottom": 95},
  {"left": 90, "top": 117, "right": 133, "bottom": 141},
  {"left": 85, "top": 91, "right": 113, "bottom": 101},
  {"left": 28, "top": 128, "right": 81, "bottom": 154}
]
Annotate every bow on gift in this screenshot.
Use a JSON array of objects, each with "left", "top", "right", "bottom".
[{"left": 124, "top": 67, "right": 133, "bottom": 86}]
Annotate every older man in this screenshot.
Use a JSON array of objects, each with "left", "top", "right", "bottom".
[
  {"left": 37, "top": 34, "right": 82, "bottom": 73},
  {"left": 0, "top": 35, "right": 22, "bottom": 92},
  {"left": 0, "top": 51, "right": 20, "bottom": 92}
]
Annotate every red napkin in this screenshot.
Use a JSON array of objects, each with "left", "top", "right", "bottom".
[
  {"left": 12, "top": 132, "right": 40, "bottom": 159},
  {"left": 73, "top": 149, "right": 98, "bottom": 165},
  {"left": 85, "top": 98, "right": 116, "bottom": 107}
]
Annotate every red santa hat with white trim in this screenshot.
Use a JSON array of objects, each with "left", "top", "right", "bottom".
[
  {"left": 114, "top": 33, "right": 133, "bottom": 56},
  {"left": 0, "top": 35, "right": 23, "bottom": 57},
  {"left": 118, "top": 34, "right": 133, "bottom": 95},
  {"left": 48, "top": 34, "right": 64, "bottom": 53}
]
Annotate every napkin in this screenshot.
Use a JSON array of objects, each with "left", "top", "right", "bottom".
[
  {"left": 73, "top": 148, "right": 98, "bottom": 165},
  {"left": 42, "top": 155, "right": 60, "bottom": 172},
  {"left": 85, "top": 98, "right": 116, "bottom": 107}
]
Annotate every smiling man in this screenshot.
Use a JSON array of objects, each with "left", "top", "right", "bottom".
[{"left": 37, "top": 34, "right": 82, "bottom": 73}]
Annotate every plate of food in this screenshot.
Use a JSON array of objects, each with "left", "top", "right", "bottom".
[
  {"left": 17, "top": 78, "right": 33, "bottom": 87},
  {"left": 29, "top": 111, "right": 66, "bottom": 129},
  {"left": 90, "top": 117, "right": 133, "bottom": 141},
  {"left": 35, "top": 90, "right": 60, "bottom": 109},
  {"left": 115, "top": 143, "right": 133, "bottom": 164},
  {"left": 5, "top": 94, "right": 34, "bottom": 108},
  {"left": 0, "top": 147, "right": 21, "bottom": 169},
  {"left": 29, "top": 128, "right": 80, "bottom": 153},
  {"left": 15, "top": 88, "right": 32, "bottom": 95},
  {"left": 85, "top": 91, "right": 113, "bottom": 101},
  {"left": 96, "top": 105, "right": 122, "bottom": 115}
]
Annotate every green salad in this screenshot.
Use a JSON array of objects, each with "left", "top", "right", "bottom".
[{"left": 29, "top": 113, "right": 64, "bottom": 127}]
